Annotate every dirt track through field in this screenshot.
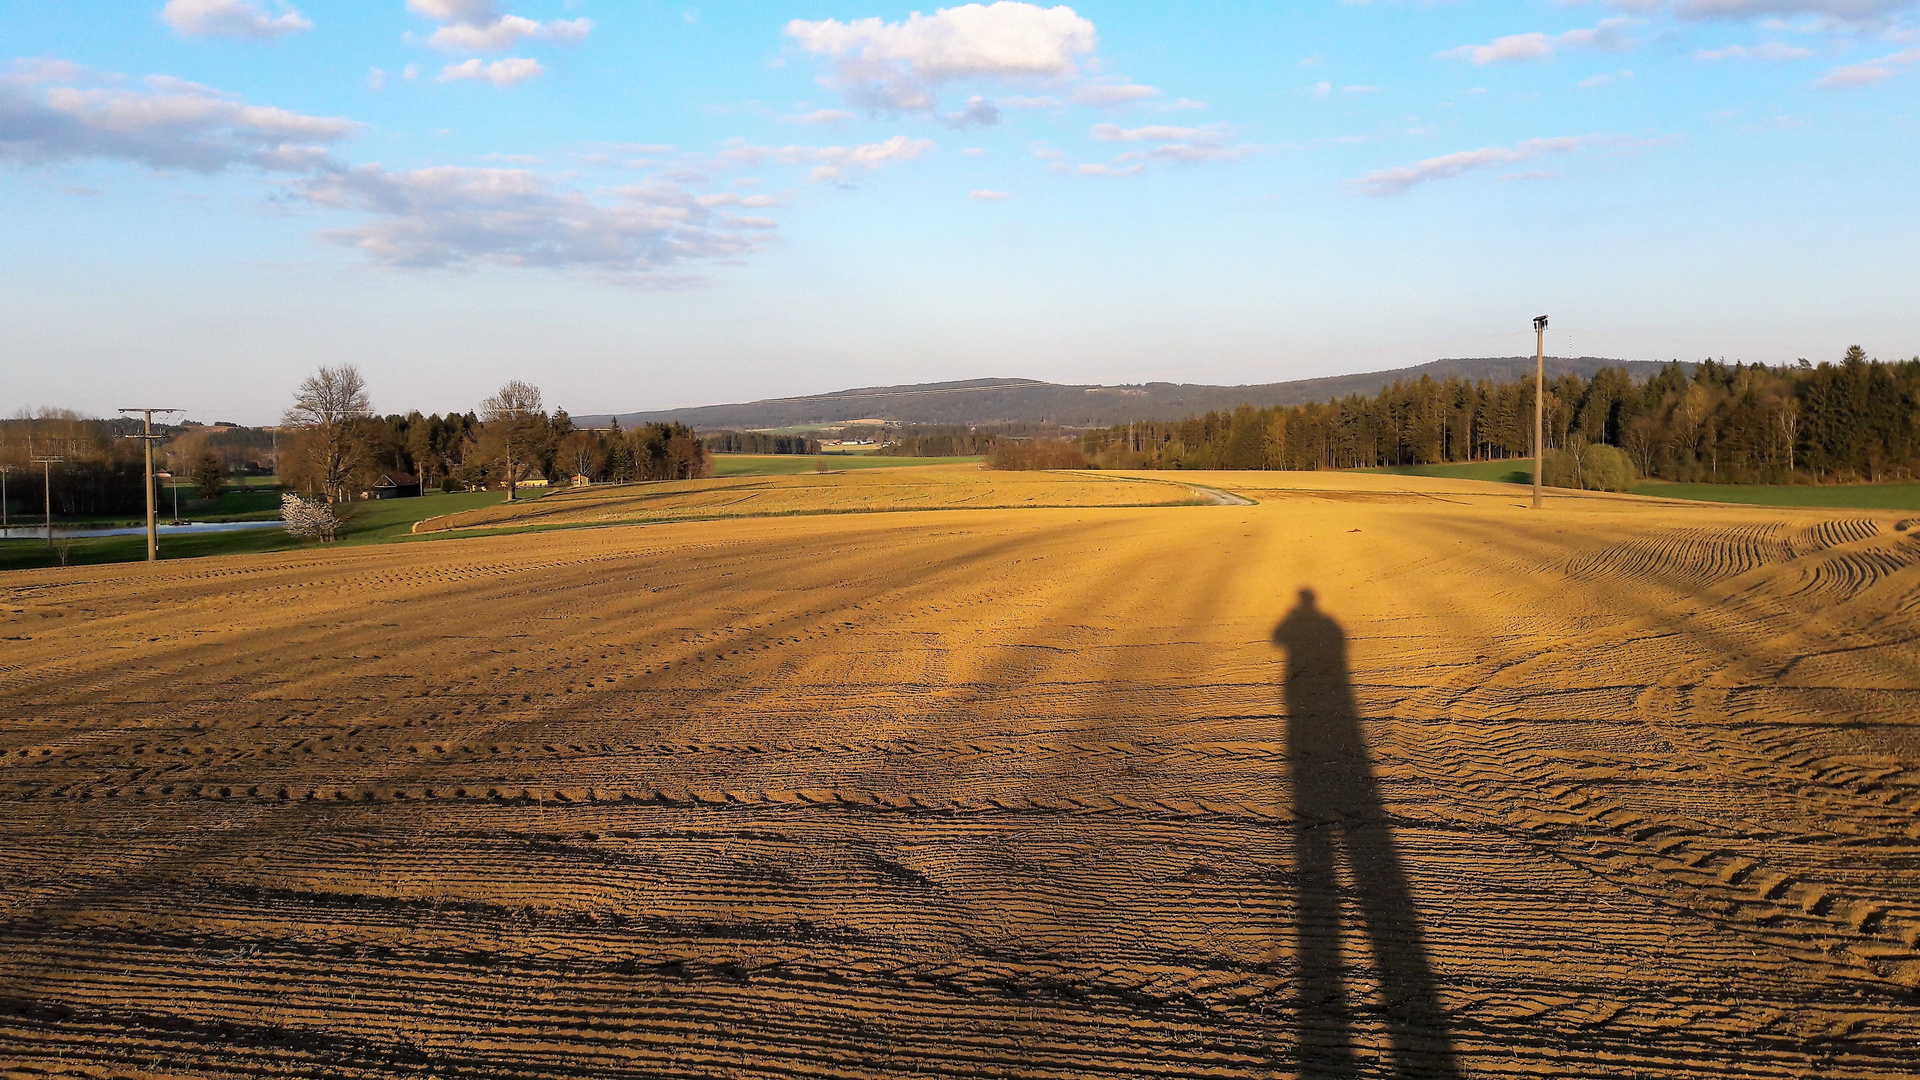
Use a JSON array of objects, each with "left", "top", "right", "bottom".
[{"left": 3, "top": 471, "right": 1919, "bottom": 1079}]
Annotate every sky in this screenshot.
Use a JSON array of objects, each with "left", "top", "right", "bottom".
[{"left": 1, "top": 0, "right": 1916, "bottom": 424}]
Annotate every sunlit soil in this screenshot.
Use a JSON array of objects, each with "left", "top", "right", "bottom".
[
  {"left": 410, "top": 465, "right": 1208, "bottom": 534},
  {"left": 4, "top": 470, "right": 1918, "bottom": 1078}
]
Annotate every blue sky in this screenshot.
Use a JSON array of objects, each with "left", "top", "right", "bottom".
[{"left": 1, "top": 0, "right": 1915, "bottom": 423}]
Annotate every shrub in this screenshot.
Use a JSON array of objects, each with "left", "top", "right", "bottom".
[
  {"left": 1581, "top": 444, "right": 1635, "bottom": 492},
  {"left": 1542, "top": 444, "right": 1636, "bottom": 492},
  {"left": 1541, "top": 448, "right": 1580, "bottom": 489}
]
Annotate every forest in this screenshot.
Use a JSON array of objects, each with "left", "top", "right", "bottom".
[{"left": 1077, "top": 349, "right": 1920, "bottom": 484}]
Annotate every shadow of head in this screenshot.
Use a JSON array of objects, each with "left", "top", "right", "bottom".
[{"left": 1273, "top": 588, "right": 1350, "bottom": 713}]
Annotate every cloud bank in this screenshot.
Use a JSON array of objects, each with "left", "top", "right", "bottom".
[
  {"left": 161, "top": 0, "right": 312, "bottom": 40},
  {"left": 790, "top": 2, "right": 1169, "bottom": 126},
  {"left": 1442, "top": 20, "right": 1638, "bottom": 65},
  {"left": 438, "top": 57, "right": 544, "bottom": 86},
  {"left": 406, "top": 0, "right": 592, "bottom": 53},
  {"left": 299, "top": 165, "right": 764, "bottom": 282},
  {"left": 1353, "top": 134, "right": 1673, "bottom": 195},
  {"left": 721, "top": 134, "right": 936, "bottom": 181},
  {"left": 0, "top": 60, "right": 356, "bottom": 171}
]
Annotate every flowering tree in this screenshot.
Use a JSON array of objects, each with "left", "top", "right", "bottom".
[{"left": 280, "top": 492, "right": 342, "bottom": 542}]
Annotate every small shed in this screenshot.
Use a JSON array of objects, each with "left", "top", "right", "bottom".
[
  {"left": 371, "top": 471, "right": 421, "bottom": 499},
  {"left": 570, "top": 474, "right": 593, "bottom": 488}
]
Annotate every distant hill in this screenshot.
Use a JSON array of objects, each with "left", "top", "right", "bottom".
[{"left": 577, "top": 357, "right": 1685, "bottom": 431}]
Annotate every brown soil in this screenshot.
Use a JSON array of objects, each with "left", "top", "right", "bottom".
[
  {"left": 410, "top": 466, "right": 1206, "bottom": 534},
  {"left": 3, "top": 472, "right": 1918, "bottom": 1078}
]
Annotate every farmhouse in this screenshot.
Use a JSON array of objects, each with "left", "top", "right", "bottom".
[{"left": 369, "top": 472, "right": 421, "bottom": 499}]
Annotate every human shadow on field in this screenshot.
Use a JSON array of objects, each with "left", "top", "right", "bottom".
[{"left": 1275, "top": 589, "right": 1460, "bottom": 1079}]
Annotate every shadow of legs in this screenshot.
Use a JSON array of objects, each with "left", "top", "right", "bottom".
[{"left": 1278, "top": 589, "right": 1460, "bottom": 1079}]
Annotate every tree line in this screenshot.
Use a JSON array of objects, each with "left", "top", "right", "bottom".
[
  {"left": 1077, "top": 348, "right": 1920, "bottom": 484},
  {"left": 700, "top": 431, "right": 821, "bottom": 455},
  {"left": 279, "top": 367, "right": 711, "bottom": 503},
  {"left": 1, "top": 367, "right": 714, "bottom": 520}
]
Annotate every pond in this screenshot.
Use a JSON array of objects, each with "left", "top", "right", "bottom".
[{"left": 0, "top": 521, "right": 283, "bottom": 541}]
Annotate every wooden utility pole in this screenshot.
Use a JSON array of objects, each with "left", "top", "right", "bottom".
[
  {"left": 1532, "top": 315, "right": 1549, "bottom": 510},
  {"left": 118, "top": 408, "right": 181, "bottom": 562},
  {"left": 30, "top": 455, "right": 63, "bottom": 550}
]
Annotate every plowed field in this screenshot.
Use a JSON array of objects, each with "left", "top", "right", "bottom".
[
  {"left": 4, "top": 471, "right": 1919, "bottom": 1079},
  {"left": 410, "top": 467, "right": 1210, "bottom": 534}
]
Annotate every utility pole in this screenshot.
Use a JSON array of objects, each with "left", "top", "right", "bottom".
[
  {"left": 1533, "top": 315, "right": 1549, "bottom": 510},
  {"left": 30, "top": 454, "right": 63, "bottom": 550},
  {"left": 118, "top": 408, "right": 182, "bottom": 562},
  {"left": 1, "top": 464, "right": 11, "bottom": 529}
]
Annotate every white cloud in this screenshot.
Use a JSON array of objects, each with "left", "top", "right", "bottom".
[
  {"left": 944, "top": 95, "right": 1001, "bottom": 128},
  {"left": 719, "top": 134, "right": 936, "bottom": 181},
  {"left": 297, "top": 163, "right": 761, "bottom": 282},
  {"left": 1342, "top": 84, "right": 1380, "bottom": 94},
  {"left": 1442, "top": 19, "right": 1638, "bottom": 64},
  {"left": 695, "top": 191, "right": 780, "bottom": 207},
  {"left": 969, "top": 188, "right": 1009, "bottom": 198},
  {"left": 998, "top": 94, "right": 1065, "bottom": 109},
  {"left": 1696, "top": 42, "right": 1815, "bottom": 58},
  {"left": 1496, "top": 169, "right": 1563, "bottom": 183},
  {"left": 1578, "top": 69, "right": 1635, "bottom": 87},
  {"left": 1655, "top": 0, "right": 1916, "bottom": 26},
  {"left": 1090, "top": 122, "right": 1221, "bottom": 142},
  {"left": 1084, "top": 122, "right": 1259, "bottom": 167},
  {"left": 368, "top": 68, "right": 389, "bottom": 90},
  {"left": 1351, "top": 133, "right": 1674, "bottom": 195},
  {"left": 437, "top": 57, "right": 543, "bottom": 86},
  {"left": 960, "top": 145, "right": 986, "bottom": 155},
  {"left": 406, "top": 0, "right": 592, "bottom": 53},
  {"left": 1446, "top": 32, "right": 1556, "bottom": 64},
  {"left": 1069, "top": 78, "right": 1159, "bottom": 106},
  {"left": 786, "top": 108, "right": 857, "bottom": 124},
  {"left": 1816, "top": 47, "right": 1920, "bottom": 85},
  {"left": 786, "top": 2, "right": 1097, "bottom": 121},
  {"left": 1307, "top": 80, "right": 1333, "bottom": 98},
  {"left": 0, "top": 61, "right": 358, "bottom": 172},
  {"left": 162, "top": 0, "right": 312, "bottom": 40},
  {"left": 1076, "top": 162, "right": 1145, "bottom": 176}
]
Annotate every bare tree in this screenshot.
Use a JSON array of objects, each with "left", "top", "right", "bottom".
[
  {"left": 477, "top": 380, "right": 547, "bottom": 500},
  {"left": 283, "top": 365, "right": 373, "bottom": 503}
]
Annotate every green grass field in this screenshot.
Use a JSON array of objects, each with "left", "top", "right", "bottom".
[
  {"left": 1358, "top": 461, "right": 1920, "bottom": 510},
  {"left": 713, "top": 454, "right": 982, "bottom": 477},
  {"left": 1630, "top": 481, "right": 1920, "bottom": 510},
  {"left": 1364, "top": 461, "right": 1535, "bottom": 484},
  {"left": 0, "top": 489, "right": 513, "bottom": 572}
]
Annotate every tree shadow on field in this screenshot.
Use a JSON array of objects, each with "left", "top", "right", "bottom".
[{"left": 1274, "top": 589, "right": 1460, "bottom": 1079}]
